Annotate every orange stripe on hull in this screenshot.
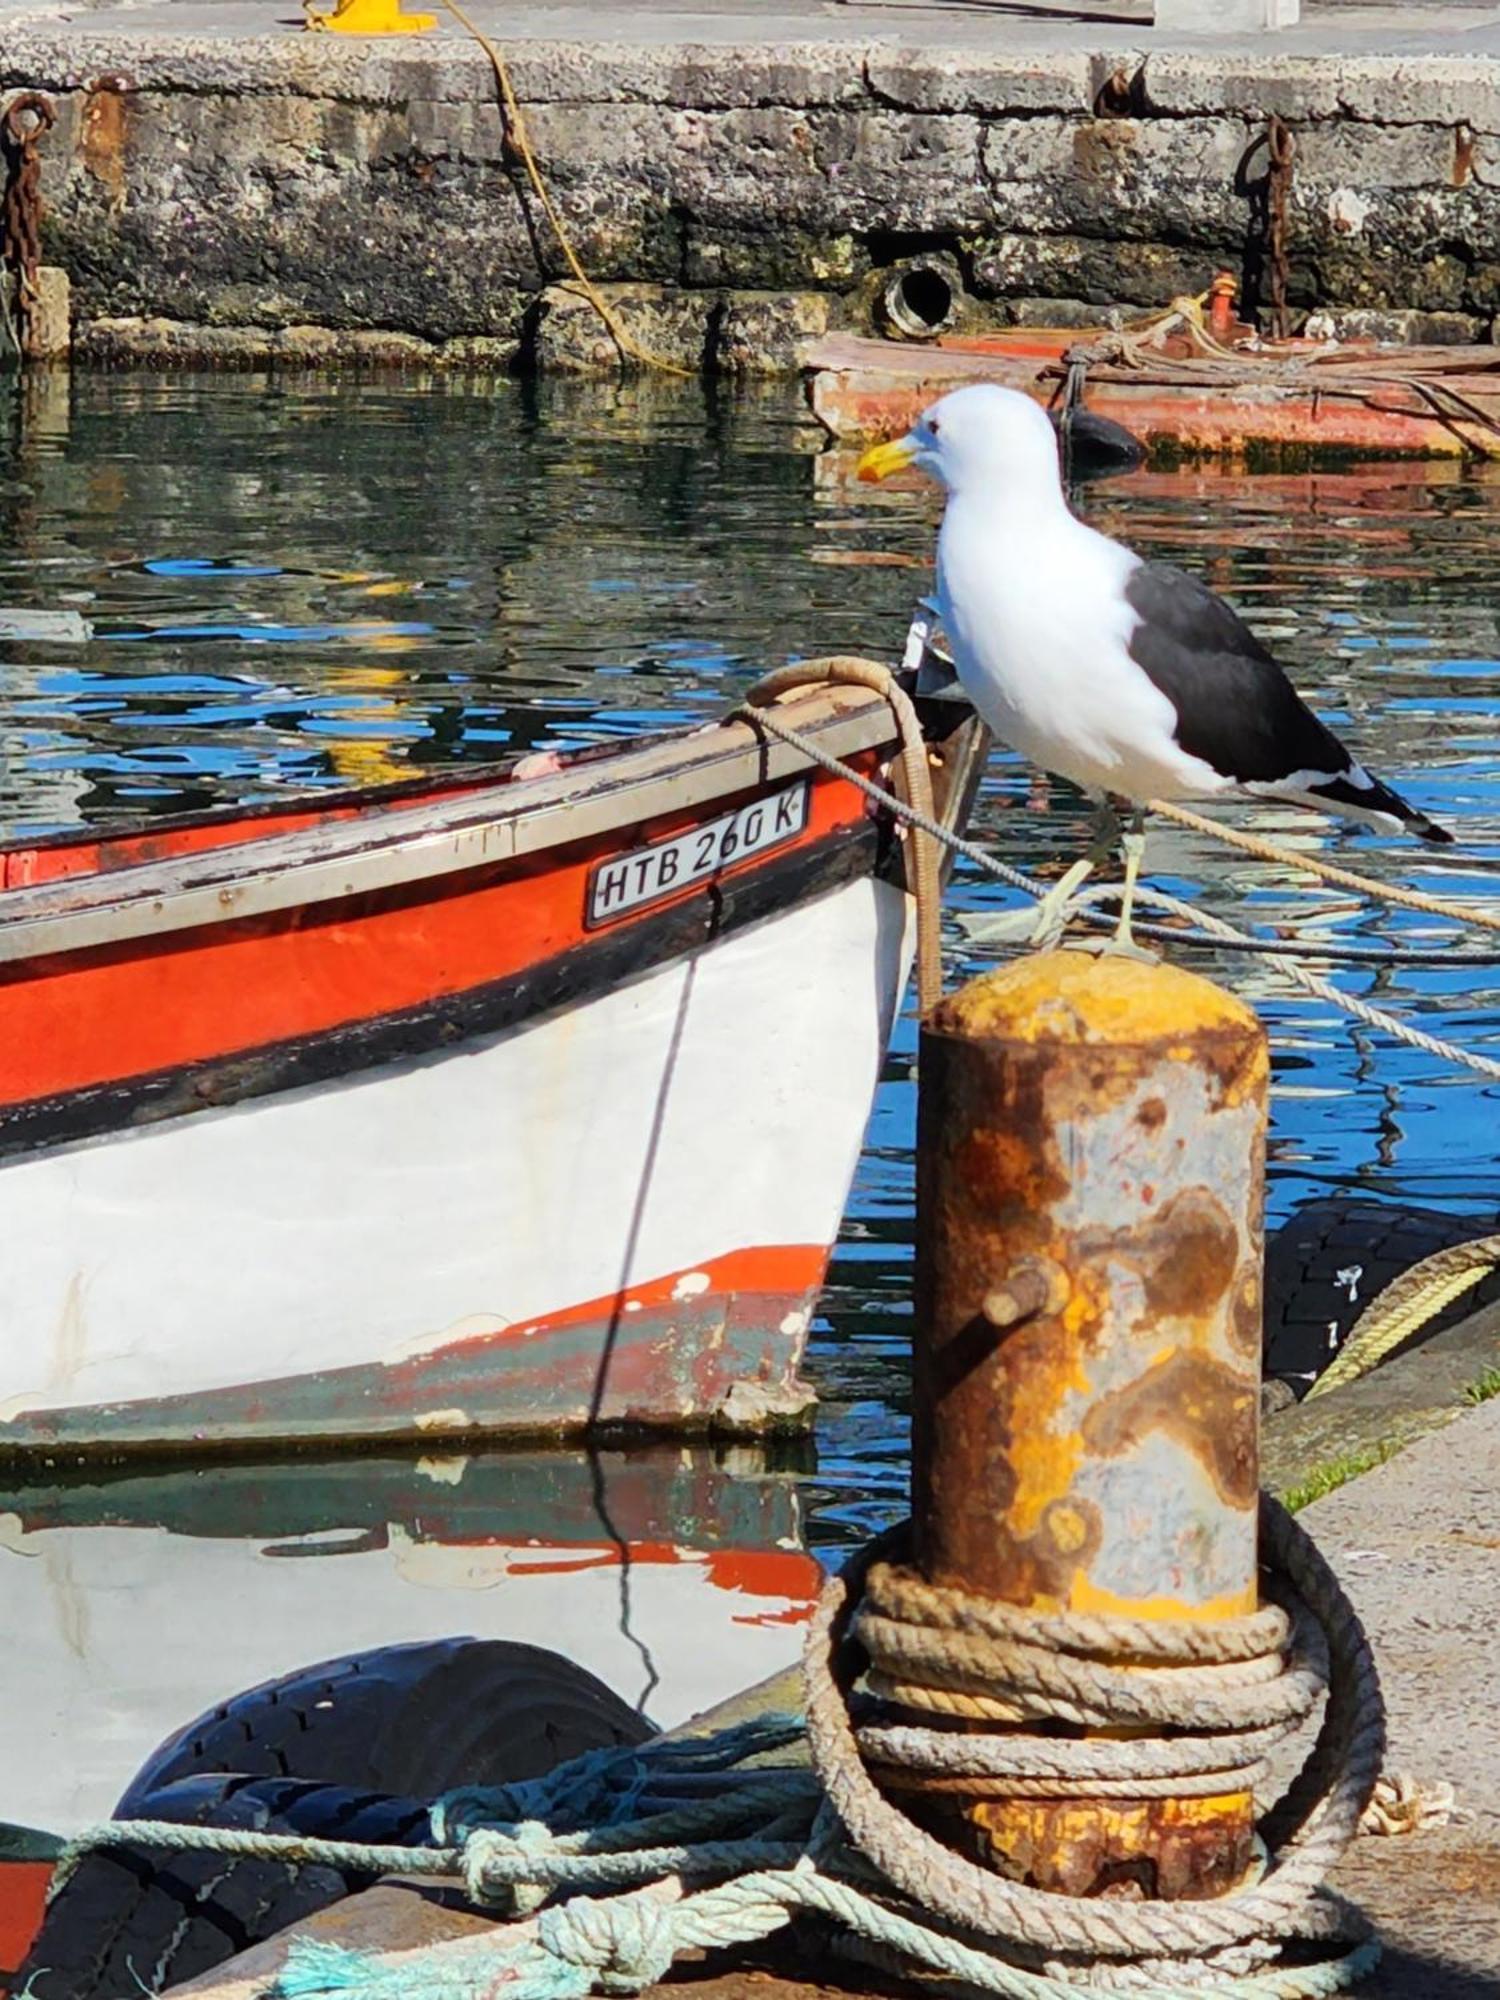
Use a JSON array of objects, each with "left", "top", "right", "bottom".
[
  {"left": 0, "top": 767, "right": 873, "bottom": 1109},
  {"left": 495, "top": 1242, "right": 826, "bottom": 1344},
  {"left": 0, "top": 1862, "right": 51, "bottom": 1985},
  {"left": 0, "top": 1240, "right": 830, "bottom": 1452},
  {"left": 498, "top": 1542, "right": 822, "bottom": 1610}
]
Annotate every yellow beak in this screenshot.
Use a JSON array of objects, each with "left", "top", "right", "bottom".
[{"left": 856, "top": 433, "right": 920, "bottom": 483}]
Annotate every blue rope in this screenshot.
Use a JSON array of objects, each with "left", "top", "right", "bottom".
[
  {"left": 274, "top": 1869, "right": 1382, "bottom": 2000},
  {"left": 431, "top": 1713, "right": 805, "bottom": 1844}
]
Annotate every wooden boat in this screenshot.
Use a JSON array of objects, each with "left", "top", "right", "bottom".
[{"left": 0, "top": 668, "right": 985, "bottom": 1457}]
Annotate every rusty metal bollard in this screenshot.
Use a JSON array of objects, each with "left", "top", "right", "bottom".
[{"left": 912, "top": 950, "right": 1268, "bottom": 1900}]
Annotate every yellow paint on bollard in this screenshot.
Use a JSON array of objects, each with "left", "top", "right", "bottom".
[{"left": 911, "top": 950, "right": 1269, "bottom": 1899}]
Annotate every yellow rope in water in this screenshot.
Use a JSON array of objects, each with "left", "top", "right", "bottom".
[
  {"left": 1303, "top": 1235, "right": 1500, "bottom": 1400},
  {"left": 1148, "top": 796, "right": 1500, "bottom": 934},
  {"left": 436, "top": 0, "right": 693, "bottom": 378}
]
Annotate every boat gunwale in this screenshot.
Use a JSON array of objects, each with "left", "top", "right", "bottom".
[
  {"left": 0, "top": 686, "right": 907, "bottom": 967},
  {"left": 0, "top": 728, "right": 659, "bottom": 865}
]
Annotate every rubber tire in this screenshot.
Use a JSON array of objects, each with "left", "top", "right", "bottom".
[
  {"left": 1263, "top": 1196, "right": 1500, "bottom": 1395},
  {"left": 22, "top": 1777, "right": 434, "bottom": 2000},
  {"left": 118, "top": 1637, "right": 652, "bottom": 1811},
  {"left": 24, "top": 1640, "right": 652, "bottom": 2000}
]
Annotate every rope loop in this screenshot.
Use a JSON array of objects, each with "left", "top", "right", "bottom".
[
  {"left": 803, "top": 1497, "right": 1384, "bottom": 1969},
  {"left": 737, "top": 655, "right": 945, "bottom": 1015}
]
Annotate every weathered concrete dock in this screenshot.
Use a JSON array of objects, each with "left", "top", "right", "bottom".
[{"left": 6, "top": 0, "right": 1500, "bottom": 368}]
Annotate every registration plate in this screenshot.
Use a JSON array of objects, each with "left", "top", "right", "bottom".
[{"left": 587, "top": 782, "right": 810, "bottom": 928}]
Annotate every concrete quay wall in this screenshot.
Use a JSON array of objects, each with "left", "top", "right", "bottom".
[{"left": 4, "top": 19, "right": 1500, "bottom": 368}]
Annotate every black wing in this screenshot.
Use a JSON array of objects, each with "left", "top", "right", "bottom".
[{"left": 1122, "top": 561, "right": 1351, "bottom": 784}]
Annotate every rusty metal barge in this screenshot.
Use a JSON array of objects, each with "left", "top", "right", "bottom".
[{"left": 807, "top": 304, "right": 1500, "bottom": 464}]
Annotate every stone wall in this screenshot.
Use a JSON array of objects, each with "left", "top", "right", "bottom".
[{"left": 3, "top": 30, "right": 1500, "bottom": 367}]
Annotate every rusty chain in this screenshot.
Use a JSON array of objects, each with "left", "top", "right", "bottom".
[
  {"left": 1266, "top": 112, "right": 1295, "bottom": 341},
  {"left": 2, "top": 90, "right": 55, "bottom": 360}
]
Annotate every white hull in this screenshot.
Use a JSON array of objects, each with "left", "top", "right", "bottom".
[{"left": 1, "top": 879, "right": 908, "bottom": 1436}]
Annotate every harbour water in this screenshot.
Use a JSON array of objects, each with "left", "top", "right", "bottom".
[{"left": 3, "top": 372, "right": 1499, "bottom": 1827}]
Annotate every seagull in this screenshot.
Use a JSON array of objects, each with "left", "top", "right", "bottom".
[{"left": 858, "top": 383, "right": 1451, "bottom": 952}]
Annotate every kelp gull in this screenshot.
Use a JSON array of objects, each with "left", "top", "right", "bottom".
[{"left": 858, "top": 383, "right": 1450, "bottom": 949}]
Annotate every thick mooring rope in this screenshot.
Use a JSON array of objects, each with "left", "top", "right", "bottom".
[
  {"left": 53, "top": 1499, "right": 1385, "bottom": 2000},
  {"left": 1147, "top": 798, "right": 1500, "bottom": 936},
  {"left": 1303, "top": 1232, "right": 1500, "bottom": 1400},
  {"left": 805, "top": 1501, "right": 1382, "bottom": 1979},
  {"left": 1094, "top": 879, "right": 1500, "bottom": 1084},
  {"left": 733, "top": 673, "right": 1500, "bottom": 1081}
]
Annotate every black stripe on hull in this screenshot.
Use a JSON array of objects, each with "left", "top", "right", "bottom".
[{"left": 0, "top": 820, "right": 890, "bottom": 1165}]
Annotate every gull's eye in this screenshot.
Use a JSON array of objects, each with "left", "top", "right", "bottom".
[{"left": 928, "top": 418, "right": 941, "bottom": 437}]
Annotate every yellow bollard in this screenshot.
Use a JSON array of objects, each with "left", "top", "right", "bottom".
[
  {"left": 305, "top": 0, "right": 436, "bottom": 35},
  {"left": 912, "top": 951, "right": 1269, "bottom": 1898}
]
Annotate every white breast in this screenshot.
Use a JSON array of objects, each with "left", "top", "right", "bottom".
[{"left": 936, "top": 500, "right": 1229, "bottom": 804}]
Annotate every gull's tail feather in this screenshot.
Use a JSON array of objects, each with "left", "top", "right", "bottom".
[{"left": 1299, "top": 766, "right": 1454, "bottom": 846}]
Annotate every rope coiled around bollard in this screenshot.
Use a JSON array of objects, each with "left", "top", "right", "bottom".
[
  {"left": 853, "top": 1550, "right": 1310, "bottom": 1800},
  {"left": 803, "top": 1496, "right": 1384, "bottom": 1982}
]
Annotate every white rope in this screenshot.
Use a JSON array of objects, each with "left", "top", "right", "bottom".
[
  {"left": 736, "top": 694, "right": 1500, "bottom": 1084},
  {"left": 1086, "top": 881, "right": 1500, "bottom": 1084}
]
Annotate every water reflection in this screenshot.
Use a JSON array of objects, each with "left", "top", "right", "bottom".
[
  {"left": 0, "top": 374, "right": 850, "bottom": 825},
  {"left": 0, "top": 1445, "right": 821, "bottom": 1831},
  {"left": 5, "top": 375, "right": 1500, "bottom": 1817}
]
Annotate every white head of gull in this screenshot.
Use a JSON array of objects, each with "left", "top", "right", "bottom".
[{"left": 857, "top": 383, "right": 1450, "bottom": 953}]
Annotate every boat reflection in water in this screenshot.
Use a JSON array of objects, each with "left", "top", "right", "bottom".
[{"left": 0, "top": 1444, "right": 820, "bottom": 1832}]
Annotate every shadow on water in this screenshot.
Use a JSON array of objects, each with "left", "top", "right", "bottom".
[{"left": 5, "top": 371, "right": 1500, "bottom": 1825}]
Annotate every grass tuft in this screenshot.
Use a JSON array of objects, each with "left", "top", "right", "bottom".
[
  {"left": 1463, "top": 1366, "right": 1500, "bottom": 1407},
  {"left": 1279, "top": 1437, "right": 1404, "bottom": 1514}
]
